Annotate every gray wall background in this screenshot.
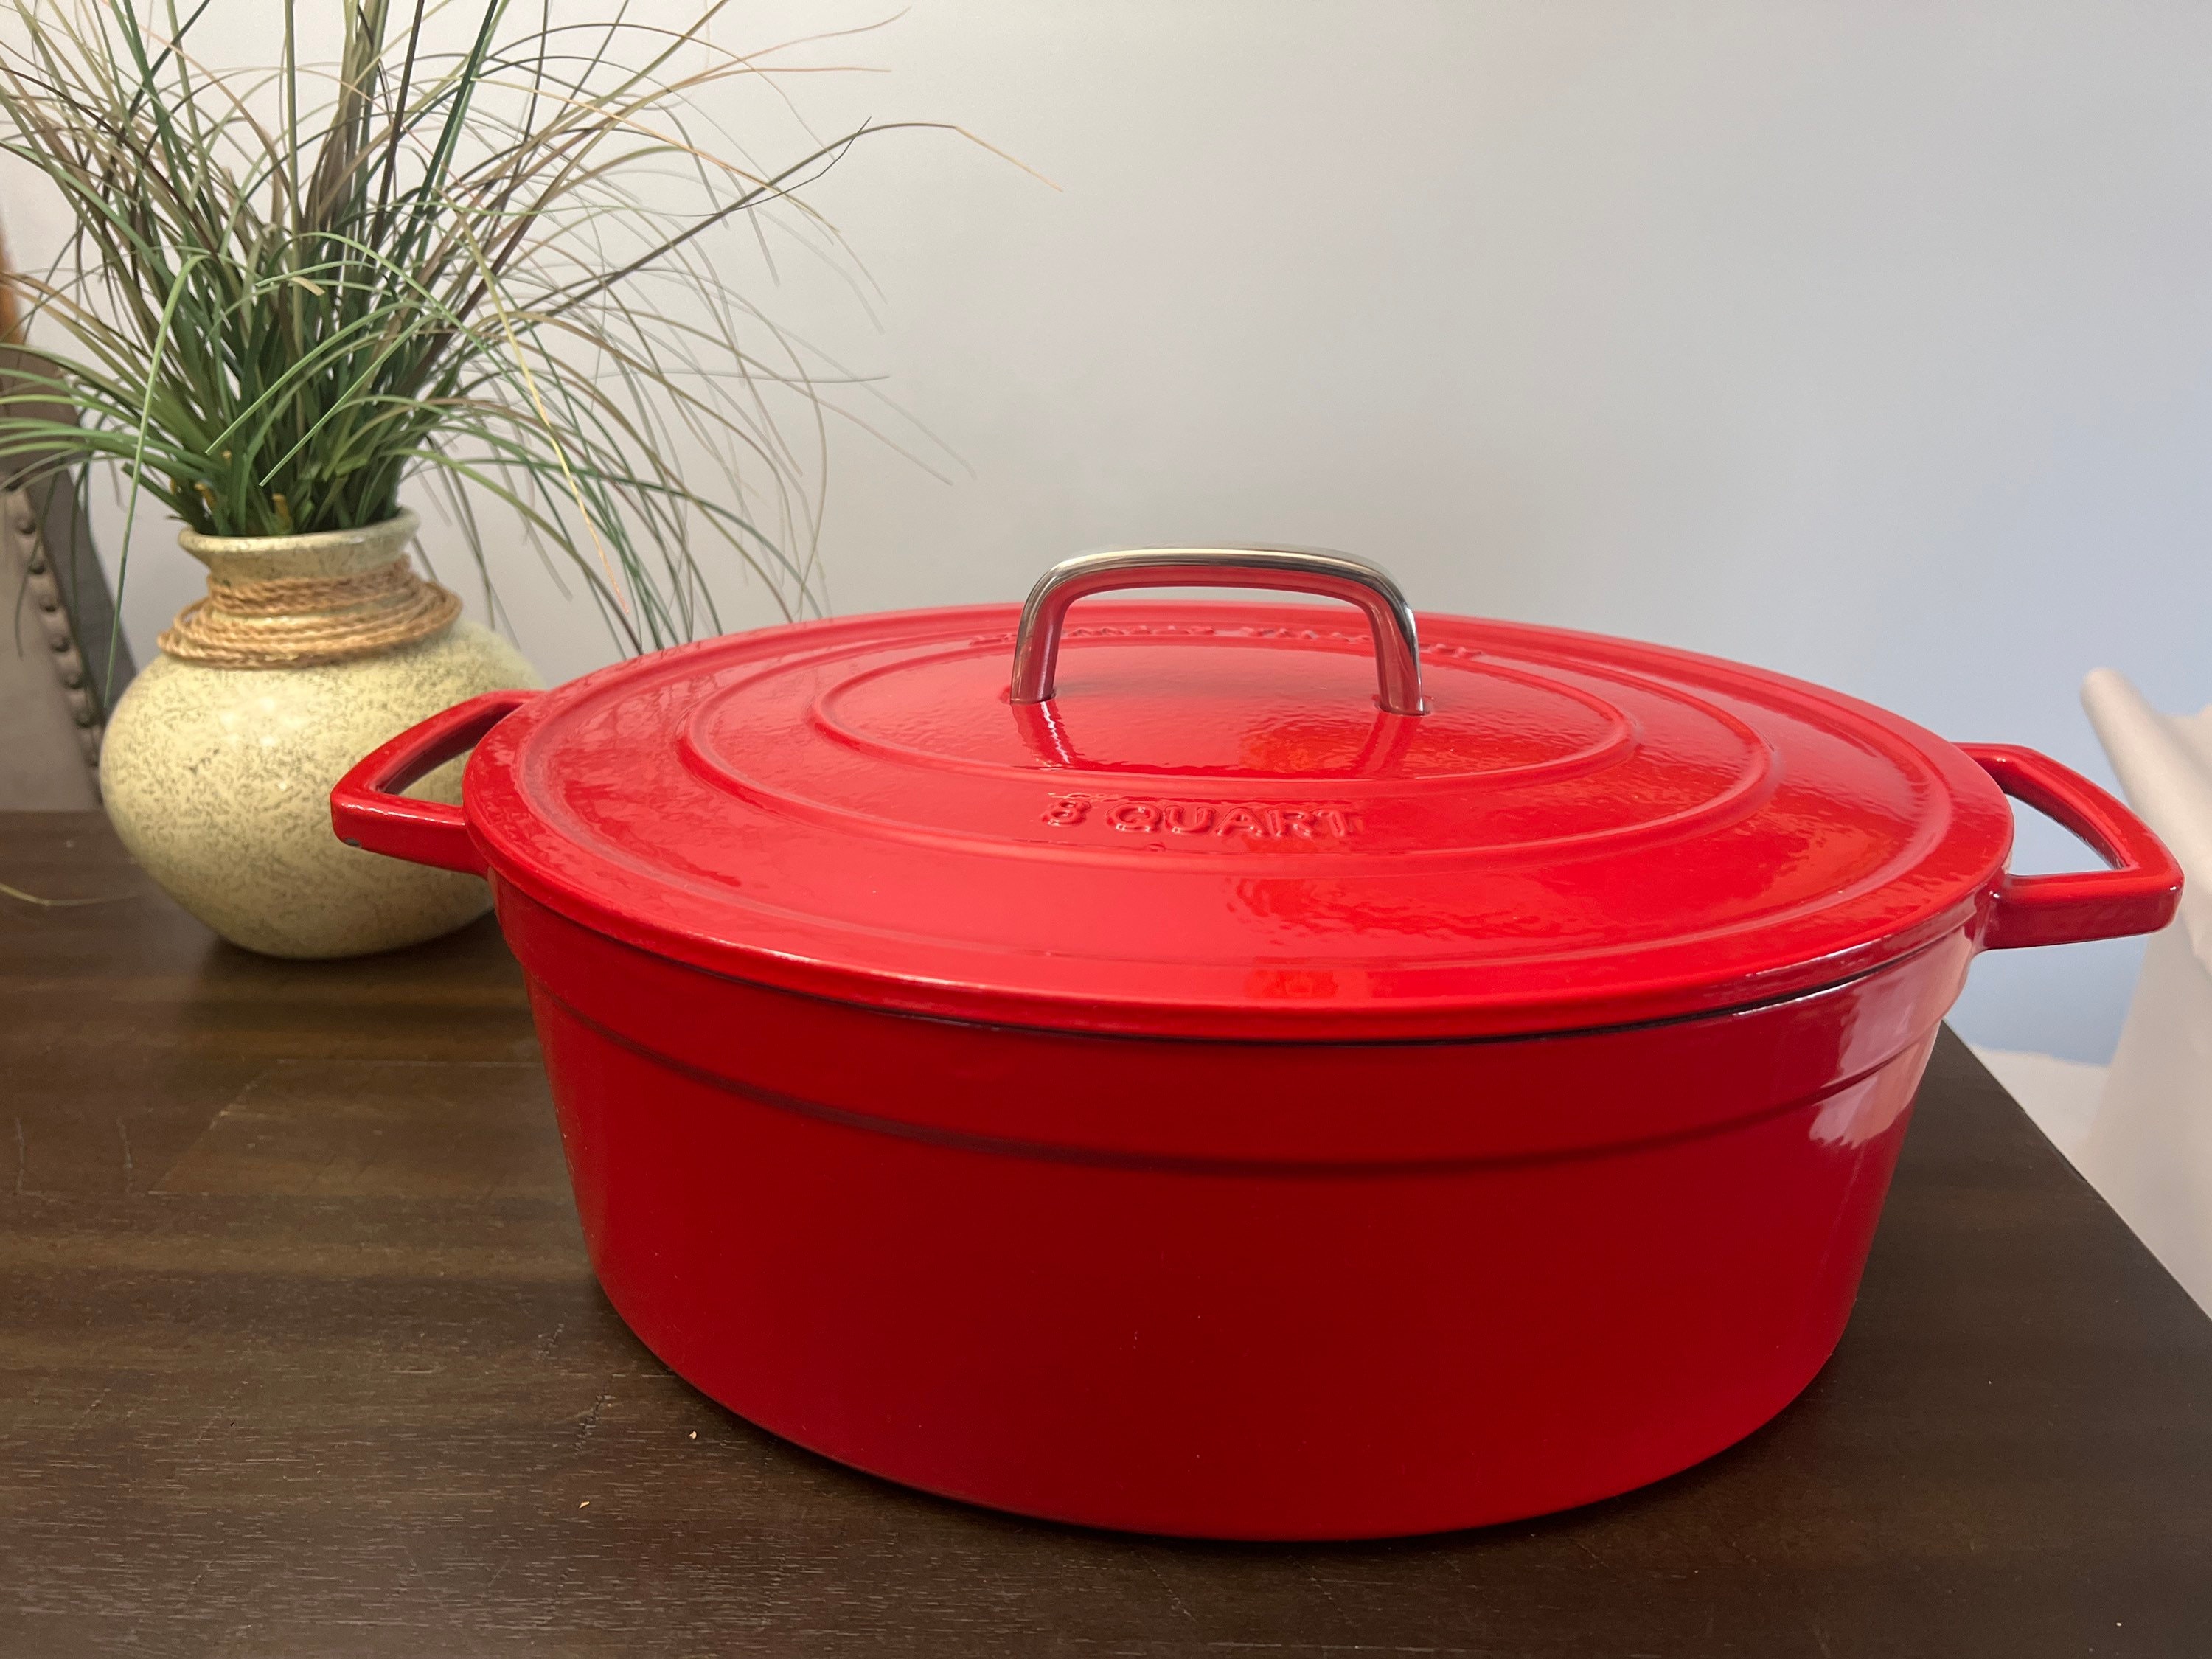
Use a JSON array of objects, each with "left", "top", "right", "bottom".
[{"left": 10, "top": 1, "right": 2210, "bottom": 1060}]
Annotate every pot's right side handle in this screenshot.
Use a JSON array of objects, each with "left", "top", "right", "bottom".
[
  {"left": 330, "top": 689, "right": 538, "bottom": 876},
  {"left": 1962, "top": 743, "right": 2182, "bottom": 950}
]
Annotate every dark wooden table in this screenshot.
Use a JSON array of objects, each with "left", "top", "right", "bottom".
[{"left": 4, "top": 810, "right": 2210, "bottom": 1659}]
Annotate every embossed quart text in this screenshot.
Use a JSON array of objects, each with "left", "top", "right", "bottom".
[{"left": 1042, "top": 794, "right": 1358, "bottom": 840}]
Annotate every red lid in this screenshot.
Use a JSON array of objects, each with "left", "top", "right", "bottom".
[{"left": 466, "top": 549, "right": 2014, "bottom": 1040}]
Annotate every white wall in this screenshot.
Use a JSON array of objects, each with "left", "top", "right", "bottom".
[{"left": 18, "top": 2, "right": 2212, "bottom": 1060}]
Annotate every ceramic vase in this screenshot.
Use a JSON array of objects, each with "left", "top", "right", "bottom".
[{"left": 100, "top": 510, "right": 540, "bottom": 958}]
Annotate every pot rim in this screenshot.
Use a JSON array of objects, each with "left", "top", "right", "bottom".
[{"left": 496, "top": 861, "right": 1973, "bottom": 1048}]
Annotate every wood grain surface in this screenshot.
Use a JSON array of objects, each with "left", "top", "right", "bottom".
[{"left": 3, "top": 810, "right": 2209, "bottom": 1658}]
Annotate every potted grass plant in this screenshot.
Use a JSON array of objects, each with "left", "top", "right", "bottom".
[{"left": 0, "top": 1, "right": 915, "bottom": 956}]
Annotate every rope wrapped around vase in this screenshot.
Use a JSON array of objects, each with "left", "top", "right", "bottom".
[{"left": 158, "top": 559, "right": 462, "bottom": 669}]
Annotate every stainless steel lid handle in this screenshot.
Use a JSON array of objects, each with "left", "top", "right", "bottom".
[{"left": 1009, "top": 546, "right": 1430, "bottom": 716}]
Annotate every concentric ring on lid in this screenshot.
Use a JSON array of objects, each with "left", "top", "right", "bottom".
[{"left": 465, "top": 601, "right": 2011, "bottom": 1039}]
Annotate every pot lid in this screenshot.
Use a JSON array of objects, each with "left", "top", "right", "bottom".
[{"left": 465, "top": 547, "right": 2014, "bottom": 1040}]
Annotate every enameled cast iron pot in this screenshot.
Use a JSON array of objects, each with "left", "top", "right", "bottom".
[{"left": 332, "top": 547, "right": 2180, "bottom": 1540}]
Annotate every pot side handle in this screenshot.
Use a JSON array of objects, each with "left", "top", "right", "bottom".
[
  {"left": 1962, "top": 743, "right": 2182, "bottom": 950},
  {"left": 329, "top": 689, "right": 538, "bottom": 877}
]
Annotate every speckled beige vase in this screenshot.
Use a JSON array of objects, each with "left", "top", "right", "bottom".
[{"left": 101, "top": 510, "right": 540, "bottom": 959}]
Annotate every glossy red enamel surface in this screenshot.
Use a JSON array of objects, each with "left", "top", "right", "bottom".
[
  {"left": 506, "top": 880, "right": 1970, "bottom": 1540},
  {"left": 459, "top": 602, "right": 2019, "bottom": 1038},
  {"left": 329, "top": 591, "right": 2183, "bottom": 1540}
]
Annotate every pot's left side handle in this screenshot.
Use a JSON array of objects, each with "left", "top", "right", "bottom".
[{"left": 330, "top": 689, "right": 538, "bottom": 876}]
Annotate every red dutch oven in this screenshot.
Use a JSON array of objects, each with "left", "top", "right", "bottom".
[{"left": 332, "top": 547, "right": 2180, "bottom": 1540}]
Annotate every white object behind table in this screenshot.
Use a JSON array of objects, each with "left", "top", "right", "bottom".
[{"left": 2059, "top": 669, "right": 2212, "bottom": 1316}]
